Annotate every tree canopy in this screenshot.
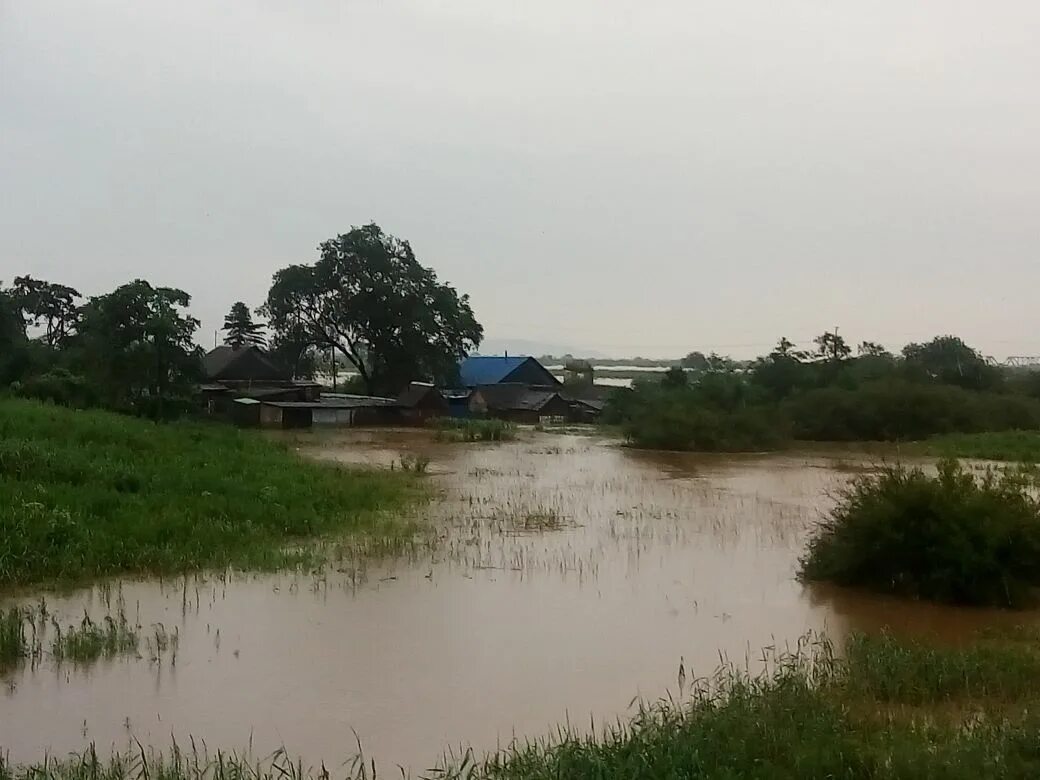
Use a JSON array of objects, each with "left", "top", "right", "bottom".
[
  {"left": 77, "top": 280, "right": 202, "bottom": 418},
  {"left": 264, "top": 224, "right": 482, "bottom": 394},
  {"left": 10, "top": 275, "right": 81, "bottom": 347},
  {"left": 222, "top": 301, "right": 267, "bottom": 348}
]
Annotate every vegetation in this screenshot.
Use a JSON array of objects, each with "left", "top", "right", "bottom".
[
  {"left": 434, "top": 418, "right": 517, "bottom": 442},
  {"left": 800, "top": 459, "right": 1040, "bottom": 607},
  {"left": 222, "top": 301, "right": 267, "bottom": 348},
  {"left": 8, "top": 630, "right": 1040, "bottom": 778},
  {"left": 0, "top": 607, "right": 30, "bottom": 668},
  {"left": 2, "top": 277, "right": 203, "bottom": 419},
  {"left": 51, "top": 611, "right": 139, "bottom": 664},
  {"left": 608, "top": 333, "right": 1040, "bottom": 452},
  {"left": 0, "top": 399, "right": 418, "bottom": 587},
  {"left": 263, "top": 224, "right": 482, "bottom": 395},
  {"left": 3, "top": 223, "right": 484, "bottom": 416},
  {"left": 919, "top": 431, "right": 1040, "bottom": 463}
]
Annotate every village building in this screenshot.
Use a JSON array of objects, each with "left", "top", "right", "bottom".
[
  {"left": 458, "top": 355, "right": 561, "bottom": 388},
  {"left": 396, "top": 382, "right": 449, "bottom": 424},
  {"left": 469, "top": 384, "right": 572, "bottom": 424}
]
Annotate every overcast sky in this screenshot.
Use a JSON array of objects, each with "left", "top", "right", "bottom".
[{"left": 2, "top": 2, "right": 1038, "bottom": 359}]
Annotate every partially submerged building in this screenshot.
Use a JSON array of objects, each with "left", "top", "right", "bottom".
[
  {"left": 469, "top": 384, "right": 572, "bottom": 424},
  {"left": 396, "top": 382, "right": 449, "bottom": 424}
]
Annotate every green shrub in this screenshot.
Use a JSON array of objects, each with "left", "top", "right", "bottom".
[
  {"left": 13, "top": 368, "right": 97, "bottom": 408},
  {"left": 800, "top": 459, "right": 1040, "bottom": 607}
]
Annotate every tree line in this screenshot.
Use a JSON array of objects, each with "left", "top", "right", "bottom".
[
  {"left": 1, "top": 224, "right": 482, "bottom": 417},
  {"left": 609, "top": 332, "right": 1040, "bottom": 450}
]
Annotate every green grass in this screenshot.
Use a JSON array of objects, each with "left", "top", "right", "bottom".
[
  {"left": 800, "top": 459, "right": 1040, "bottom": 607},
  {"left": 433, "top": 418, "right": 517, "bottom": 442},
  {"left": 8, "top": 630, "right": 1040, "bottom": 779},
  {"left": 51, "top": 610, "right": 139, "bottom": 664},
  {"left": 0, "top": 399, "right": 420, "bottom": 587},
  {"left": 0, "top": 606, "right": 29, "bottom": 668},
  {"left": 920, "top": 431, "right": 1040, "bottom": 462}
]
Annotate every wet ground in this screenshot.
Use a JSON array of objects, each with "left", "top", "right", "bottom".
[{"left": 1, "top": 431, "right": 1032, "bottom": 772}]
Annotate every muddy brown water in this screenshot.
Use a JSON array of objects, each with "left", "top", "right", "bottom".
[{"left": 1, "top": 432, "right": 1034, "bottom": 772}]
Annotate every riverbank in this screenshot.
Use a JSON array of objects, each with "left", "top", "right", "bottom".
[{"left": 0, "top": 399, "right": 421, "bottom": 587}]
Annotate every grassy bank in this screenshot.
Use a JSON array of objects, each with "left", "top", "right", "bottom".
[
  {"left": 918, "top": 431, "right": 1040, "bottom": 462},
  {"left": 0, "top": 399, "right": 419, "bottom": 587},
  {"left": 5, "top": 629, "right": 1040, "bottom": 778}
]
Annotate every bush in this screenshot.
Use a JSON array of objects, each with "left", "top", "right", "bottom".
[
  {"left": 12, "top": 368, "right": 97, "bottom": 408},
  {"left": 618, "top": 382, "right": 786, "bottom": 452},
  {"left": 800, "top": 459, "right": 1040, "bottom": 607}
]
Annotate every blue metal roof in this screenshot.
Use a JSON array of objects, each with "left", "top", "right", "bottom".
[{"left": 459, "top": 355, "right": 530, "bottom": 386}]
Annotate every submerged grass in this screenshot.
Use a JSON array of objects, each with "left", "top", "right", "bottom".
[
  {"left": 0, "top": 399, "right": 420, "bottom": 587},
  {"left": 8, "top": 630, "right": 1040, "bottom": 778},
  {"left": 51, "top": 611, "right": 139, "bottom": 664},
  {"left": 434, "top": 419, "right": 517, "bottom": 443}
]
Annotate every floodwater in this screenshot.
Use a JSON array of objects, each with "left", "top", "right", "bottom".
[{"left": 0, "top": 433, "right": 1033, "bottom": 773}]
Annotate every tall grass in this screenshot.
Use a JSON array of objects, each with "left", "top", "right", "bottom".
[
  {"left": 0, "top": 399, "right": 419, "bottom": 587},
  {"left": 0, "top": 607, "right": 28, "bottom": 668},
  {"left": 800, "top": 459, "right": 1040, "bottom": 607},
  {"left": 51, "top": 611, "right": 139, "bottom": 664}
]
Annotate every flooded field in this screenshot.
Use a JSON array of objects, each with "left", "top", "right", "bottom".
[{"left": 1, "top": 432, "right": 1031, "bottom": 773}]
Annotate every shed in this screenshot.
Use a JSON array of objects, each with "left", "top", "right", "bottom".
[
  {"left": 470, "top": 384, "right": 573, "bottom": 424},
  {"left": 396, "top": 382, "right": 449, "bottom": 423},
  {"left": 259, "top": 402, "right": 313, "bottom": 429},
  {"left": 230, "top": 397, "right": 262, "bottom": 427},
  {"left": 459, "top": 356, "right": 561, "bottom": 388}
]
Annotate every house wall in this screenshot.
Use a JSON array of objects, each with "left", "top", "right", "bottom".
[{"left": 313, "top": 408, "right": 355, "bottom": 426}]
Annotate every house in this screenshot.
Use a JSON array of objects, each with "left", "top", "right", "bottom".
[
  {"left": 396, "top": 382, "right": 448, "bottom": 424},
  {"left": 469, "top": 384, "right": 573, "bottom": 424},
  {"left": 200, "top": 346, "right": 319, "bottom": 417},
  {"left": 257, "top": 395, "right": 400, "bottom": 429},
  {"left": 458, "top": 355, "right": 561, "bottom": 388}
]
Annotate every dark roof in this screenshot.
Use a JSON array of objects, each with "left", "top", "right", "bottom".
[
  {"left": 474, "top": 384, "right": 564, "bottom": 412},
  {"left": 459, "top": 356, "right": 529, "bottom": 385},
  {"left": 203, "top": 346, "right": 287, "bottom": 382},
  {"left": 397, "top": 382, "right": 444, "bottom": 408},
  {"left": 263, "top": 395, "right": 398, "bottom": 410}
]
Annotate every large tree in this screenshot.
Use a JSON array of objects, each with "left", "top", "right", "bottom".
[
  {"left": 78, "top": 280, "right": 202, "bottom": 418},
  {"left": 222, "top": 301, "right": 267, "bottom": 348},
  {"left": 10, "top": 275, "right": 81, "bottom": 347},
  {"left": 264, "top": 224, "right": 483, "bottom": 394},
  {"left": 902, "top": 335, "right": 1000, "bottom": 390}
]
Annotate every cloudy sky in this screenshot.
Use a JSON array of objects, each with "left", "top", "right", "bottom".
[{"left": 2, "top": 2, "right": 1038, "bottom": 358}]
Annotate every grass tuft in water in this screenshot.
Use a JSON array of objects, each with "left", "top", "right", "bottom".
[
  {"left": 434, "top": 419, "right": 517, "bottom": 443},
  {"left": 51, "top": 610, "right": 139, "bottom": 664}
]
